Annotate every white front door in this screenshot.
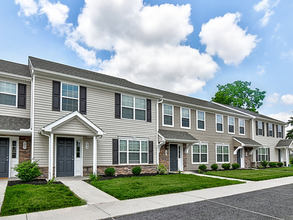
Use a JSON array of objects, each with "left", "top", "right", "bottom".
[{"left": 178, "top": 144, "right": 183, "bottom": 171}]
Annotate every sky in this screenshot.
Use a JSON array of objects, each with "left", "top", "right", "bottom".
[{"left": 1, "top": 0, "right": 293, "bottom": 127}]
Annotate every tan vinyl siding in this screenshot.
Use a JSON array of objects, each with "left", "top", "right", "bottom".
[{"left": 53, "top": 118, "right": 95, "bottom": 136}]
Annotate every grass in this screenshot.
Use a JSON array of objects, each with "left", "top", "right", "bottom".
[
  {"left": 205, "top": 169, "right": 293, "bottom": 181},
  {"left": 90, "top": 174, "right": 243, "bottom": 200},
  {"left": 1, "top": 184, "right": 86, "bottom": 216},
  {"left": 268, "top": 167, "right": 293, "bottom": 171}
]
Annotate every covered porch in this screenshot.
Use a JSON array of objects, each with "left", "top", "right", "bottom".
[{"left": 275, "top": 139, "right": 293, "bottom": 167}]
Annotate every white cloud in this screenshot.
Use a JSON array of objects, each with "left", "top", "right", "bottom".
[
  {"left": 281, "top": 49, "right": 293, "bottom": 61},
  {"left": 253, "top": 0, "right": 280, "bottom": 26},
  {"left": 281, "top": 94, "right": 293, "bottom": 105},
  {"left": 269, "top": 112, "right": 290, "bottom": 123},
  {"left": 267, "top": 93, "right": 280, "bottom": 103},
  {"left": 274, "top": 23, "right": 280, "bottom": 32},
  {"left": 15, "top": 0, "right": 38, "bottom": 16},
  {"left": 199, "top": 12, "right": 258, "bottom": 65},
  {"left": 257, "top": 65, "right": 265, "bottom": 75}
]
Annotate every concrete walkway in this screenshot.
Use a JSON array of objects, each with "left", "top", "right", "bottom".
[
  {"left": 2, "top": 175, "right": 293, "bottom": 220},
  {"left": 183, "top": 171, "right": 253, "bottom": 182}
]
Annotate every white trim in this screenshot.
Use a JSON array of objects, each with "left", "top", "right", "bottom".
[
  {"left": 239, "top": 118, "right": 245, "bottom": 135},
  {"left": 180, "top": 107, "right": 191, "bottom": 129},
  {"left": 0, "top": 71, "right": 31, "bottom": 81},
  {"left": 75, "top": 137, "right": 83, "bottom": 176},
  {"left": 8, "top": 136, "right": 19, "bottom": 178},
  {"left": 191, "top": 142, "right": 209, "bottom": 165},
  {"left": 228, "top": 116, "right": 235, "bottom": 134},
  {"left": 196, "top": 110, "right": 206, "bottom": 131},
  {"left": 31, "top": 73, "right": 35, "bottom": 159},
  {"left": 162, "top": 104, "right": 174, "bottom": 127},
  {"left": 178, "top": 144, "right": 183, "bottom": 171},
  {"left": 215, "top": 143, "right": 230, "bottom": 163},
  {"left": 93, "top": 136, "right": 97, "bottom": 174},
  {"left": 216, "top": 114, "right": 224, "bottom": 133},
  {"left": 0, "top": 129, "right": 32, "bottom": 136}
]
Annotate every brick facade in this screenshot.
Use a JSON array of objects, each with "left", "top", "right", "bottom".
[
  {"left": 19, "top": 136, "right": 31, "bottom": 163},
  {"left": 159, "top": 145, "right": 169, "bottom": 169}
]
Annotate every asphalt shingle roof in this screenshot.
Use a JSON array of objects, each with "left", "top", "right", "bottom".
[
  {"left": 233, "top": 137, "right": 262, "bottom": 146},
  {"left": 276, "top": 139, "right": 293, "bottom": 148},
  {"left": 0, "top": 59, "right": 30, "bottom": 77},
  {"left": 0, "top": 116, "right": 30, "bottom": 130},
  {"left": 159, "top": 129, "right": 197, "bottom": 141}
]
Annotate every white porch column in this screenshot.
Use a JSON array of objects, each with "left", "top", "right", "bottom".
[
  {"left": 49, "top": 133, "right": 54, "bottom": 180},
  {"left": 286, "top": 148, "right": 289, "bottom": 167},
  {"left": 93, "top": 136, "right": 97, "bottom": 174}
]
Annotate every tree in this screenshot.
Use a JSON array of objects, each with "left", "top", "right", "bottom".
[
  {"left": 286, "top": 114, "right": 293, "bottom": 139},
  {"left": 211, "top": 80, "right": 266, "bottom": 113}
]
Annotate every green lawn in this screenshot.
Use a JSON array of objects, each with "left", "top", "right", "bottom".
[
  {"left": 205, "top": 169, "right": 293, "bottom": 181},
  {"left": 268, "top": 167, "right": 293, "bottom": 172},
  {"left": 90, "top": 174, "right": 243, "bottom": 200},
  {"left": 1, "top": 184, "right": 86, "bottom": 216}
]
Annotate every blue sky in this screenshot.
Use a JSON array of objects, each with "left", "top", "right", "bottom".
[{"left": 1, "top": 0, "right": 293, "bottom": 123}]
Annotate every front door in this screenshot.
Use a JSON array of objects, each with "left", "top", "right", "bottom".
[
  {"left": 57, "top": 137, "right": 74, "bottom": 177},
  {"left": 170, "top": 144, "right": 178, "bottom": 171},
  {"left": 0, "top": 138, "right": 9, "bottom": 177},
  {"left": 237, "top": 149, "right": 241, "bottom": 167}
]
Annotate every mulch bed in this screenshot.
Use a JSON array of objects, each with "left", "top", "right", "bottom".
[{"left": 7, "top": 179, "right": 63, "bottom": 186}]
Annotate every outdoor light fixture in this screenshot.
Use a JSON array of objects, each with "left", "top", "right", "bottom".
[
  {"left": 23, "top": 141, "right": 27, "bottom": 150},
  {"left": 85, "top": 142, "right": 89, "bottom": 150}
]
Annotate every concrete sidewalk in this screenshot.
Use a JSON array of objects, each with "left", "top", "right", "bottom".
[{"left": 2, "top": 175, "right": 293, "bottom": 220}]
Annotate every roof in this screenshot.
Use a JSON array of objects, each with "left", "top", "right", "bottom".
[
  {"left": 233, "top": 137, "right": 262, "bottom": 147},
  {"left": 29, "top": 56, "right": 248, "bottom": 116},
  {"left": 159, "top": 129, "right": 197, "bottom": 142},
  {"left": 275, "top": 139, "right": 293, "bottom": 148},
  {"left": 0, "top": 59, "right": 30, "bottom": 77},
  {"left": 0, "top": 116, "right": 30, "bottom": 130}
]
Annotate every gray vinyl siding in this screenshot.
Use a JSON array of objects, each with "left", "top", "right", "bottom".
[
  {"left": 53, "top": 118, "right": 96, "bottom": 136},
  {"left": 33, "top": 75, "right": 157, "bottom": 167},
  {"left": 0, "top": 78, "right": 31, "bottom": 118}
]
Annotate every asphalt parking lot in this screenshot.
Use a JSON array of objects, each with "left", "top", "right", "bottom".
[{"left": 108, "top": 184, "right": 293, "bottom": 220}]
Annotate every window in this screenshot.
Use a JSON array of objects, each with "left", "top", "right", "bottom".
[
  {"left": 197, "top": 111, "right": 205, "bottom": 130},
  {"left": 12, "top": 140, "right": 17, "bottom": 159},
  {"left": 181, "top": 108, "right": 190, "bottom": 128},
  {"left": 239, "top": 119, "right": 245, "bottom": 135},
  {"left": 258, "top": 148, "right": 268, "bottom": 161},
  {"left": 228, "top": 117, "right": 235, "bottom": 134},
  {"left": 0, "top": 81, "right": 16, "bottom": 106},
  {"left": 258, "top": 121, "right": 263, "bottom": 136},
  {"left": 192, "top": 143, "right": 208, "bottom": 164},
  {"left": 122, "top": 95, "right": 146, "bottom": 121},
  {"left": 278, "top": 125, "right": 282, "bottom": 138},
  {"left": 163, "top": 104, "right": 173, "bottom": 126},
  {"left": 268, "top": 123, "right": 273, "bottom": 137},
  {"left": 216, "top": 144, "right": 229, "bottom": 163},
  {"left": 119, "top": 139, "right": 148, "bottom": 164},
  {"left": 216, "top": 114, "right": 223, "bottom": 132},
  {"left": 62, "top": 83, "right": 78, "bottom": 111}
]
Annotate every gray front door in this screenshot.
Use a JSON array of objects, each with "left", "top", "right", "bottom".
[
  {"left": 237, "top": 149, "right": 241, "bottom": 166},
  {"left": 57, "top": 137, "right": 74, "bottom": 177},
  {"left": 0, "top": 138, "right": 9, "bottom": 177},
  {"left": 170, "top": 144, "right": 178, "bottom": 171}
]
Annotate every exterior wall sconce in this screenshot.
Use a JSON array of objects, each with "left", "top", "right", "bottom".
[
  {"left": 23, "top": 141, "right": 27, "bottom": 150},
  {"left": 85, "top": 142, "right": 89, "bottom": 150}
]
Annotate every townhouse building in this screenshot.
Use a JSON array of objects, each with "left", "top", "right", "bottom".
[{"left": 0, "top": 56, "right": 290, "bottom": 179}]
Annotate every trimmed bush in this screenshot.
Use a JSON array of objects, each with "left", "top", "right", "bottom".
[
  {"left": 232, "top": 163, "right": 240, "bottom": 169},
  {"left": 198, "top": 164, "right": 207, "bottom": 172},
  {"left": 132, "top": 166, "right": 142, "bottom": 176},
  {"left": 89, "top": 173, "right": 100, "bottom": 181},
  {"left": 277, "top": 162, "right": 284, "bottom": 167},
  {"left": 222, "top": 163, "right": 231, "bottom": 170},
  {"left": 13, "top": 160, "right": 42, "bottom": 182},
  {"left": 105, "top": 167, "right": 116, "bottom": 176},
  {"left": 156, "top": 163, "right": 168, "bottom": 175},
  {"left": 269, "top": 162, "right": 277, "bottom": 168},
  {"left": 211, "top": 164, "right": 218, "bottom": 171},
  {"left": 260, "top": 160, "right": 268, "bottom": 168}
]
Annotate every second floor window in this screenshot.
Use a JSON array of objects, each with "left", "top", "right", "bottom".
[
  {"left": 216, "top": 114, "right": 223, "bottom": 132},
  {"left": 122, "top": 95, "right": 146, "bottom": 121},
  {"left": 239, "top": 119, "right": 245, "bottom": 135},
  {"left": 0, "top": 81, "right": 16, "bottom": 106},
  {"left": 258, "top": 121, "right": 263, "bottom": 136},
  {"left": 278, "top": 125, "right": 282, "bottom": 138},
  {"left": 181, "top": 108, "right": 190, "bottom": 128},
  {"left": 163, "top": 104, "right": 173, "bottom": 126},
  {"left": 62, "top": 83, "right": 79, "bottom": 111},
  {"left": 228, "top": 117, "right": 235, "bottom": 134},
  {"left": 197, "top": 111, "right": 205, "bottom": 130},
  {"left": 268, "top": 123, "right": 273, "bottom": 137}
]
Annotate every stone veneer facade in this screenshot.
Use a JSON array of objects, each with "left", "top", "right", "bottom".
[
  {"left": 19, "top": 136, "right": 31, "bottom": 163},
  {"left": 233, "top": 147, "right": 253, "bottom": 168}
]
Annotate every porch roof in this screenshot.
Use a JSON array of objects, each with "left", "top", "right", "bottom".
[
  {"left": 158, "top": 129, "right": 198, "bottom": 143},
  {"left": 275, "top": 139, "right": 293, "bottom": 149},
  {"left": 233, "top": 137, "right": 262, "bottom": 147}
]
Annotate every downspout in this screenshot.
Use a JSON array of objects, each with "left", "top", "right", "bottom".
[
  {"left": 157, "top": 99, "right": 163, "bottom": 165},
  {"left": 31, "top": 71, "right": 35, "bottom": 160},
  {"left": 39, "top": 129, "right": 51, "bottom": 179},
  {"left": 93, "top": 135, "right": 103, "bottom": 175}
]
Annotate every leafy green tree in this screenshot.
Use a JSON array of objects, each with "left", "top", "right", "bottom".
[
  {"left": 286, "top": 114, "right": 293, "bottom": 139},
  {"left": 211, "top": 80, "right": 266, "bottom": 113}
]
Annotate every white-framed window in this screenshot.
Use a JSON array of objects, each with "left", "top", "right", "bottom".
[
  {"left": 163, "top": 104, "right": 173, "bottom": 126},
  {"left": 216, "top": 114, "right": 223, "bottom": 132},
  {"left": 278, "top": 125, "right": 282, "bottom": 138},
  {"left": 62, "top": 83, "right": 79, "bottom": 111},
  {"left": 268, "top": 123, "right": 273, "bottom": 137},
  {"left": 258, "top": 148, "right": 268, "bottom": 161},
  {"left": 239, "top": 118, "right": 245, "bottom": 135},
  {"left": 228, "top": 117, "right": 235, "bottom": 134},
  {"left": 258, "top": 121, "right": 263, "bottom": 136},
  {"left": 192, "top": 143, "right": 208, "bottom": 164},
  {"left": 216, "top": 144, "right": 229, "bottom": 163},
  {"left": 197, "top": 111, "right": 205, "bottom": 130},
  {"left": 0, "top": 81, "right": 17, "bottom": 106},
  {"left": 119, "top": 139, "right": 148, "bottom": 164},
  {"left": 181, "top": 108, "right": 190, "bottom": 129},
  {"left": 122, "top": 95, "right": 146, "bottom": 121}
]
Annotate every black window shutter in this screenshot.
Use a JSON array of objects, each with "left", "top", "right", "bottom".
[
  {"left": 115, "top": 93, "right": 121, "bottom": 119},
  {"left": 268, "top": 148, "right": 270, "bottom": 161},
  {"left": 147, "top": 99, "right": 151, "bottom": 122},
  {"left": 79, "top": 86, "right": 87, "bottom": 114},
  {"left": 266, "top": 123, "right": 269, "bottom": 137},
  {"left": 262, "top": 122, "right": 265, "bottom": 136},
  {"left": 17, "top": 83, "right": 26, "bottom": 109},
  {"left": 256, "top": 150, "right": 258, "bottom": 162},
  {"left": 52, "top": 81, "right": 60, "bottom": 111},
  {"left": 273, "top": 124, "right": 275, "bottom": 137},
  {"left": 281, "top": 126, "right": 284, "bottom": 138},
  {"left": 113, "top": 139, "right": 118, "bottom": 164},
  {"left": 276, "top": 125, "right": 278, "bottom": 137},
  {"left": 149, "top": 141, "right": 153, "bottom": 164},
  {"left": 256, "top": 121, "right": 258, "bottom": 135}
]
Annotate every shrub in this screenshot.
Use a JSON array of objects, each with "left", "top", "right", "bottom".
[
  {"left": 89, "top": 173, "right": 100, "bottom": 181},
  {"left": 198, "top": 164, "right": 207, "bottom": 172},
  {"left": 198, "top": 169, "right": 203, "bottom": 174},
  {"left": 132, "top": 166, "right": 142, "bottom": 176},
  {"left": 13, "top": 160, "right": 42, "bottom": 182},
  {"left": 269, "top": 162, "right": 277, "bottom": 168},
  {"left": 290, "top": 158, "right": 293, "bottom": 165},
  {"left": 232, "top": 163, "right": 240, "bottom": 169},
  {"left": 277, "top": 162, "right": 284, "bottom": 167},
  {"left": 211, "top": 164, "right": 218, "bottom": 171},
  {"left": 222, "top": 163, "right": 230, "bottom": 170},
  {"left": 260, "top": 160, "right": 268, "bottom": 168},
  {"left": 156, "top": 163, "right": 168, "bottom": 175},
  {"left": 105, "top": 167, "right": 115, "bottom": 176}
]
